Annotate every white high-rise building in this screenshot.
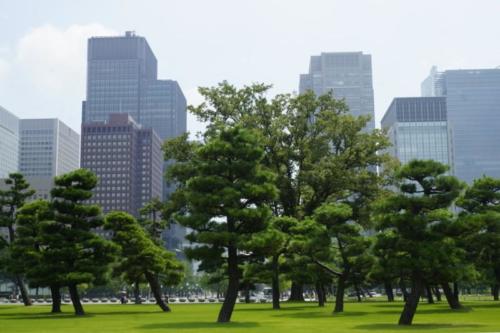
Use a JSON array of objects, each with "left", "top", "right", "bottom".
[
  {"left": 0, "top": 106, "right": 19, "bottom": 178},
  {"left": 421, "top": 66, "right": 500, "bottom": 183},
  {"left": 19, "top": 119, "right": 80, "bottom": 177},
  {"left": 299, "top": 52, "right": 376, "bottom": 131}
]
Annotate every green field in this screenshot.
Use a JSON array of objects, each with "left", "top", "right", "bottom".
[{"left": 1, "top": 300, "right": 500, "bottom": 333}]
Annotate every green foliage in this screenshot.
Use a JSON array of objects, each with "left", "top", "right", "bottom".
[
  {"left": 0, "top": 173, "right": 35, "bottom": 241},
  {"left": 375, "top": 159, "right": 467, "bottom": 323},
  {"left": 139, "top": 197, "right": 169, "bottom": 244},
  {"left": 46, "top": 169, "right": 117, "bottom": 287},
  {"left": 9, "top": 200, "right": 58, "bottom": 287},
  {"left": 168, "top": 125, "right": 278, "bottom": 269},
  {"left": 104, "top": 211, "right": 183, "bottom": 287},
  {"left": 376, "top": 160, "right": 467, "bottom": 278},
  {"left": 457, "top": 176, "right": 500, "bottom": 289}
]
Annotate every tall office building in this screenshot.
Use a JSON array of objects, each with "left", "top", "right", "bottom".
[
  {"left": 421, "top": 67, "right": 500, "bottom": 183},
  {"left": 81, "top": 114, "right": 162, "bottom": 218},
  {"left": 82, "top": 31, "right": 186, "bottom": 144},
  {"left": 19, "top": 119, "right": 80, "bottom": 177},
  {"left": 299, "top": 52, "right": 376, "bottom": 131},
  {"left": 381, "top": 97, "right": 451, "bottom": 167},
  {"left": 82, "top": 31, "right": 187, "bottom": 250},
  {"left": 0, "top": 106, "right": 19, "bottom": 178}
]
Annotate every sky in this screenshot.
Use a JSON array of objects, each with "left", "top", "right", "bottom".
[{"left": 0, "top": 0, "right": 499, "bottom": 135}]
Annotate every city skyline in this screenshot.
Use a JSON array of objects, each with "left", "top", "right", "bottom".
[{"left": 1, "top": 0, "right": 499, "bottom": 136}]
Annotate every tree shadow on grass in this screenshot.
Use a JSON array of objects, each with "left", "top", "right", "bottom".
[
  {"left": 272, "top": 311, "right": 370, "bottom": 319},
  {"left": 0, "top": 313, "right": 96, "bottom": 320},
  {"left": 354, "top": 323, "right": 483, "bottom": 331},
  {"left": 139, "top": 321, "right": 260, "bottom": 330},
  {"left": 234, "top": 305, "right": 310, "bottom": 312},
  {"left": 0, "top": 309, "right": 168, "bottom": 320},
  {"left": 465, "top": 302, "right": 500, "bottom": 309}
]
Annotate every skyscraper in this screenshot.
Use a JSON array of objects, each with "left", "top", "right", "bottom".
[
  {"left": 381, "top": 97, "right": 451, "bottom": 167},
  {"left": 19, "top": 119, "right": 80, "bottom": 177},
  {"left": 82, "top": 31, "right": 187, "bottom": 251},
  {"left": 299, "top": 52, "right": 376, "bottom": 131},
  {"left": 421, "top": 67, "right": 500, "bottom": 183},
  {"left": 82, "top": 31, "right": 186, "bottom": 143},
  {"left": 0, "top": 106, "right": 19, "bottom": 178},
  {"left": 81, "top": 114, "right": 162, "bottom": 218}
]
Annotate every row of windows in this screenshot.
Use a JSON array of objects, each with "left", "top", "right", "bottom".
[{"left": 94, "top": 190, "right": 129, "bottom": 196}]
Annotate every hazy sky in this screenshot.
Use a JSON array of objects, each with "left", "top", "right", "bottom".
[{"left": 0, "top": 0, "right": 499, "bottom": 134}]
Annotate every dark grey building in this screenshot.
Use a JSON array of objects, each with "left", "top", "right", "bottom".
[
  {"left": 81, "top": 114, "right": 162, "bottom": 218},
  {"left": 421, "top": 67, "right": 500, "bottom": 183},
  {"left": 82, "top": 31, "right": 187, "bottom": 250},
  {"left": 82, "top": 31, "right": 186, "bottom": 198},
  {"left": 381, "top": 97, "right": 451, "bottom": 168},
  {"left": 299, "top": 52, "right": 375, "bottom": 131},
  {"left": 82, "top": 31, "right": 186, "bottom": 143}
]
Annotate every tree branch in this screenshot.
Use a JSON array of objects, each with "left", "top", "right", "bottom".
[{"left": 313, "top": 259, "right": 342, "bottom": 277}]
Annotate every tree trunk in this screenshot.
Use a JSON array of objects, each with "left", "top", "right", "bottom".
[
  {"left": 217, "top": 245, "right": 239, "bottom": 323},
  {"left": 453, "top": 282, "right": 459, "bottom": 300},
  {"left": 492, "top": 284, "right": 499, "bottom": 301},
  {"left": 398, "top": 277, "right": 422, "bottom": 325},
  {"left": 433, "top": 287, "right": 442, "bottom": 302},
  {"left": 145, "top": 271, "right": 170, "bottom": 312},
  {"left": 442, "top": 282, "right": 462, "bottom": 309},
  {"left": 68, "top": 284, "right": 84, "bottom": 316},
  {"left": 400, "top": 280, "right": 409, "bottom": 302},
  {"left": 333, "top": 275, "right": 346, "bottom": 313},
  {"left": 425, "top": 284, "right": 434, "bottom": 304},
  {"left": 289, "top": 282, "right": 304, "bottom": 301},
  {"left": 271, "top": 256, "right": 280, "bottom": 309},
  {"left": 316, "top": 282, "right": 325, "bottom": 307},
  {"left": 244, "top": 283, "right": 250, "bottom": 304},
  {"left": 134, "top": 281, "right": 142, "bottom": 304},
  {"left": 50, "top": 285, "right": 61, "bottom": 313},
  {"left": 384, "top": 280, "right": 394, "bottom": 302},
  {"left": 15, "top": 275, "right": 32, "bottom": 306},
  {"left": 354, "top": 282, "right": 362, "bottom": 302}
]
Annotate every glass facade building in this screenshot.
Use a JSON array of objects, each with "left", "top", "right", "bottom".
[
  {"left": 381, "top": 97, "right": 451, "bottom": 167},
  {"left": 299, "top": 52, "right": 375, "bottom": 131},
  {"left": 0, "top": 106, "right": 19, "bottom": 179},
  {"left": 82, "top": 32, "right": 187, "bottom": 198},
  {"left": 81, "top": 114, "right": 163, "bottom": 219},
  {"left": 82, "top": 31, "right": 187, "bottom": 252},
  {"left": 19, "top": 119, "right": 80, "bottom": 177},
  {"left": 421, "top": 67, "right": 500, "bottom": 183}
]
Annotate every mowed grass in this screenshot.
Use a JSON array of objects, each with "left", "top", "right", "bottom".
[{"left": 1, "top": 300, "right": 500, "bottom": 333}]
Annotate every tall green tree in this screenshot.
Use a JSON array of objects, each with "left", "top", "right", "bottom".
[
  {"left": 166, "top": 125, "right": 277, "bottom": 323},
  {"left": 457, "top": 176, "right": 500, "bottom": 300},
  {"left": 47, "top": 169, "right": 117, "bottom": 315},
  {"left": 9, "top": 200, "right": 63, "bottom": 313},
  {"left": 0, "top": 173, "right": 35, "bottom": 306},
  {"left": 310, "top": 203, "right": 373, "bottom": 313},
  {"left": 250, "top": 216, "right": 300, "bottom": 309},
  {"left": 187, "top": 83, "right": 389, "bottom": 301},
  {"left": 375, "top": 160, "right": 465, "bottom": 325},
  {"left": 104, "top": 211, "right": 183, "bottom": 312},
  {"left": 139, "top": 197, "right": 168, "bottom": 245}
]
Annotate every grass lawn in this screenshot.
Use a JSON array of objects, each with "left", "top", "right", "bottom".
[{"left": 1, "top": 300, "right": 500, "bottom": 333}]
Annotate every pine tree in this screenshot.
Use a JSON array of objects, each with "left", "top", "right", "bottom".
[
  {"left": 104, "top": 211, "right": 183, "bottom": 312},
  {"left": 0, "top": 173, "right": 35, "bottom": 306},
  {"left": 375, "top": 160, "right": 465, "bottom": 325},
  {"left": 166, "top": 125, "right": 277, "bottom": 322},
  {"left": 47, "top": 169, "right": 117, "bottom": 315},
  {"left": 10, "top": 200, "right": 63, "bottom": 313}
]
